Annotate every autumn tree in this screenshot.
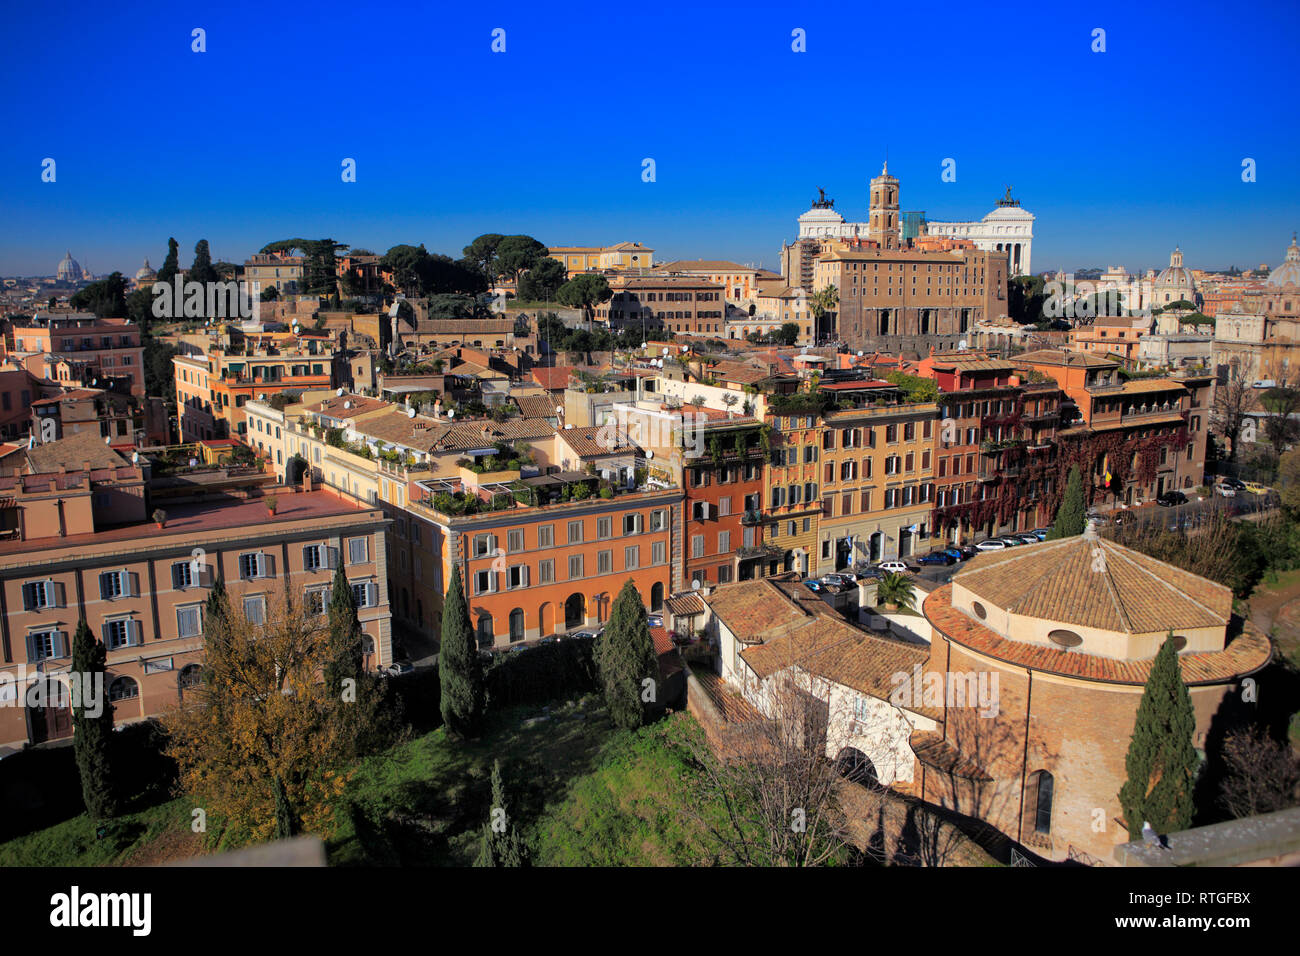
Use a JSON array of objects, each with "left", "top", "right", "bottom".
[
  {"left": 162, "top": 595, "right": 376, "bottom": 842},
  {"left": 1217, "top": 726, "right": 1300, "bottom": 819},
  {"left": 1261, "top": 381, "right": 1300, "bottom": 456},
  {"left": 1119, "top": 634, "right": 1198, "bottom": 837},
  {"left": 594, "top": 581, "right": 660, "bottom": 731},
  {"left": 474, "top": 759, "right": 530, "bottom": 867},
  {"left": 71, "top": 620, "right": 117, "bottom": 821},
  {"left": 439, "top": 565, "right": 485, "bottom": 738}
]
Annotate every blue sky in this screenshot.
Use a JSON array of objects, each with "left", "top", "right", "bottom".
[{"left": 1, "top": 0, "right": 1298, "bottom": 278}]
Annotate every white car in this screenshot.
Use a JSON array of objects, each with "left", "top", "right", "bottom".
[
  {"left": 876, "top": 561, "right": 912, "bottom": 575},
  {"left": 1215, "top": 484, "right": 1236, "bottom": 497},
  {"left": 975, "top": 539, "right": 1007, "bottom": 552}
]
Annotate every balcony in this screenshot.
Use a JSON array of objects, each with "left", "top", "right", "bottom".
[
  {"left": 740, "top": 509, "right": 765, "bottom": 525},
  {"left": 979, "top": 459, "right": 1022, "bottom": 482}
]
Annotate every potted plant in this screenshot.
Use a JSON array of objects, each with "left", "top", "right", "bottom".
[
  {"left": 877, "top": 572, "right": 915, "bottom": 612},
  {"left": 152, "top": 508, "right": 167, "bottom": 529},
  {"left": 265, "top": 495, "right": 278, "bottom": 515}
]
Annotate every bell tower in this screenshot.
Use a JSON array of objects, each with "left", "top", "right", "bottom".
[{"left": 868, "top": 162, "right": 900, "bottom": 249}]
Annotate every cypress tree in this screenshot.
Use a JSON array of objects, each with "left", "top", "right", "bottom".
[
  {"left": 190, "top": 239, "right": 219, "bottom": 286},
  {"left": 205, "top": 575, "right": 230, "bottom": 631},
  {"left": 595, "top": 581, "right": 660, "bottom": 730},
  {"left": 70, "top": 620, "right": 117, "bottom": 821},
  {"left": 1047, "top": 465, "right": 1087, "bottom": 539},
  {"left": 157, "top": 237, "right": 180, "bottom": 284},
  {"left": 325, "top": 563, "right": 364, "bottom": 696},
  {"left": 439, "top": 565, "right": 484, "bottom": 738},
  {"left": 474, "top": 759, "right": 530, "bottom": 867},
  {"left": 1119, "top": 633, "right": 1199, "bottom": 837}
]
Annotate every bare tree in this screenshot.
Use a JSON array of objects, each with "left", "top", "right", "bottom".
[
  {"left": 1218, "top": 727, "right": 1300, "bottom": 819},
  {"left": 1261, "top": 377, "right": 1300, "bottom": 457},
  {"left": 1213, "top": 363, "right": 1252, "bottom": 462}
]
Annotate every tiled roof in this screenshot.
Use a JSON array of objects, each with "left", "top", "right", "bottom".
[
  {"left": 690, "top": 666, "right": 763, "bottom": 724},
  {"left": 410, "top": 318, "right": 514, "bottom": 335},
  {"left": 650, "top": 626, "right": 675, "bottom": 656},
  {"left": 559, "top": 426, "right": 640, "bottom": 458},
  {"left": 25, "top": 431, "right": 130, "bottom": 472},
  {"left": 511, "top": 394, "right": 557, "bottom": 419},
  {"left": 666, "top": 592, "right": 706, "bottom": 617},
  {"left": 531, "top": 366, "right": 573, "bottom": 390},
  {"left": 910, "top": 732, "right": 992, "bottom": 780},
  {"left": 1012, "top": 349, "right": 1118, "bottom": 368},
  {"left": 932, "top": 358, "right": 1016, "bottom": 373},
  {"left": 923, "top": 584, "right": 1271, "bottom": 685},
  {"left": 1111, "top": 378, "right": 1188, "bottom": 395},
  {"left": 951, "top": 531, "right": 1232, "bottom": 634},
  {"left": 353, "top": 409, "right": 449, "bottom": 450},
  {"left": 432, "top": 418, "right": 554, "bottom": 451},
  {"left": 303, "top": 394, "right": 389, "bottom": 419},
  {"left": 654, "top": 260, "right": 756, "bottom": 273},
  {"left": 702, "top": 577, "right": 817, "bottom": 643}
]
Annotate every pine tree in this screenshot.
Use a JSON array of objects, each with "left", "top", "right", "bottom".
[
  {"left": 474, "top": 759, "right": 530, "bottom": 867},
  {"left": 1119, "top": 633, "right": 1199, "bottom": 837},
  {"left": 190, "top": 239, "right": 219, "bottom": 286},
  {"left": 157, "top": 237, "right": 180, "bottom": 284},
  {"left": 595, "top": 581, "right": 660, "bottom": 730},
  {"left": 439, "top": 565, "right": 484, "bottom": 738},
  {"left": 70, "top": 620, "right": 117, "bottom": 821},
  {"left": 324, "top": 563, "right": 363, "bottom": 696},
  {"left": 1047, "top": 465, "right": 1087, "bottom": 539}
]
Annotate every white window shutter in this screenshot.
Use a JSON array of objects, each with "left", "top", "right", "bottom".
[
  {"left": 52, "top": 581, "right": 64, "bottom": 608},
  {"left": 127, "top": 571, "right": 138, "bottom": 598},
  {"left": 327, "top": 546, "right": 339, "bottom": 569},
  {"left": 25, "top": 633, "right": 35, "bottom": 659},
  {"left": 55, "top": 631, "right": 67, "bottom": 658},
  {"left": 367, "top": 582, "right": 378, "bottom": 607},
  {"left": 263, "top": 552, "right": 275, "bottom": 578},
  {"left": 130, "top": 620, "right": 142, "bottom": 646},
  {"left": 522, "top": 565, "right": 530, "bottom": 587}
]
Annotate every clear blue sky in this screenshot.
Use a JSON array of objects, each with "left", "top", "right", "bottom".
[{"left": 2, "top": 0, "right": 1297, "bottom": 278}]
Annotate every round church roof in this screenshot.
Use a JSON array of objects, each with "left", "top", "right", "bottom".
[
  {"left": 1267, "top": 233, "right": 1300, "bottom": 288},
  {"left": 56, "top": 250, "right": 81, "bottom": 281}
]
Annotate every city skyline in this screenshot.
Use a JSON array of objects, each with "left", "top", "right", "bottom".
[{"left": 2, "top": 0, "right": 1299, "bottom": 275}]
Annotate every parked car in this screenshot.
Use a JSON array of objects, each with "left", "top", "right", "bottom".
[
  {"left": 942, "top": 547, "right": 966, "bottom": 561},
  {"left": 1031, "top": 528, "right": 1050, "bottom": 540},
  {"left": 1215, "top": 484, "right": 1237, "bottom": 498},
  {"left": 958, "top": 546, "right": 980, "bottom": 560},
  {"left": 802, "top": 578, "right": 823, "bottom": 592},
  {"left": 821, "top": 573, "right": 851, "bottom": 587},
  {"left": 1243, "top": 481, "right": 1272, "bottom": 495},
  {"left": 975, "top": 539, "right": 1007, "bottom": 552},
  {"left": 1014, "top": 533, "right": 1040, "bottom": 545},
  {"left": 383, "top": 660, "right": 414, "bottom": 677},
  {"left": 854, "top": 567, "right": 886, "bottom": 580},
  {"left": 569, "top": 628, "right": 602, "bottom": 641},
  {"left": 999, "top": 536, "right": 1026, "bottom": 547},
  {"left": 918, "top": 552, "right": 955, "bottom": 566},
  {"left": 1221, "top": 477, "right": 1247, "bottom": 491},
  {"left": 877, "top": 560, "right": 913, "bottom": 575},
  {"left": 646, "top": 614, "right": 663, "bottom": 629},
  {"left": 1156, "top": 491, "right": 1188, "bottom": 507}
]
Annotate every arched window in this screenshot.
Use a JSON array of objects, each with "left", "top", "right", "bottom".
[
  {"left": 179, "top": 664, "right": 203, "bottom": 691},
  {"left": 1026, "top": 770, "right": 1054, "bottom": 836},
  {"left": 650, "top": 582, "right": 665, "bottom": 613},
  {"left": 509, "top": 608, "right": 525, "bottom": 643},
  {"left": 108, "top": 676, "right": 139, "bottom": 701},
  {"left": 476, "top": 613, "right": 494, "bottom": 647}
]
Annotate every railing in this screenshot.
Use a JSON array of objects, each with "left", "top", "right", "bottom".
[{"left": 740, "top": 509, "right": 765, "bottom": 525}]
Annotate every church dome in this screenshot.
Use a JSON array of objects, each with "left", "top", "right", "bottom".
[
  {"left": 1266, "top": 233, "right": 1300, "bottom": 289},
  {"left": 135, "top": 258, "right": 157, "bottom": 282},
  {"left": 1152, "top": 247, "right": 1196, "bottom": 304},
  {"left": 56, "top": 250, "right": 81, "bottom": 282}
]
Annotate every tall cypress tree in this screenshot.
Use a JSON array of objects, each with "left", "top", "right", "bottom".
[
  {"left": 1119, "top": 634, "right": 1199, "bottom": 837},
  {"left": 475, "top": 759, "right": 530, "bottom": 867},
  {"left": 439, "top": 565, "right": 484, "bottom": 738},
  {"left": 157, "top": 237, "right": 180, "bottom": 284},
  {"left": 595, "top": 581, "right": 660, "bottom": 730},
  {"left": 190, "top": 239, "right": 219, "bottom": 285},
  {"left": 70, "top": 620, "right": 117, "bottom": 821},
  {"left": 325, "top": 563, "right": 364, "bottom": 696},
  {"left": 1047, "top": 465, "right": 1087, "bottom": 539}
]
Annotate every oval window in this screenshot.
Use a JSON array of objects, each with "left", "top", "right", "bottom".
[
  {"left": 972, "top": 601, "right": 987, "bottom": 620},
  {"left": 1048, "top": 629, "right": 1083, "bottom": 648},
  {"left": 1170, "top": 635, "right": 1187, "bottom": 652}
]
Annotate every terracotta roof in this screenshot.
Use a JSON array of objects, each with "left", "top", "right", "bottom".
[
  {"left": 559, "top": 426, "right": 640, "bottom": 459},
  {"left": 932, "top": 358, "right": 1016, "bottom": 373},
  {"left": 650, "top": 626, "right": 675, "bottom": 656},
  {"left": 690, "top": 666, "right": 763, "bottom": 724},
  {"left": 433, "top": 418, "right": 554, "bottom": 451},
  {"left": 666, "top": 592, "right": 706, "bottom": 617},
  {"left": 353, "top": 409, "right": 449, "bottom": 451},
  {"left": 531, "top": 366, "right": 573, "bottom": 390},
  {"left": 25, "top": 431, "right": 130, "bottom": 472},
  {"left": 951, "top": 530, "right": 1231, "bottom": 634},
  {"left": 511, "top": 394, "right": 557, "bottom": 419},
  {"left": 910, "top": 732, "right": 993, "bottom": 780},
  {"left": 303, "top": 394, "right": 389, "bottom": 419},
  {"left": 1012, "top": 349, "right": 1118, "bottom": 368},
  {"left": 410, "top": 318, "right": 514, "bottom": 335},
  {"left": 924, "top": 584, "right": 1271, "bottom": 686},
  {"left": 654, "top": 260, "right": 757, "bottom": 273},
  {"left": 1110, "top": 378, "right": 1189, "bottom": 395},
  {"left": 702, "top": 576, "right": 819, "bottom": 643}
]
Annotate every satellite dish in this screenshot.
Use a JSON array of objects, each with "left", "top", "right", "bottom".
[
  {"left": 447, "top": 409, "right": 455, "bottom": 418},
  {"left": 564, "top": 423, "right": 573, "bottom": 430},
  {"left": 641, "top": 342, "right": 648, "bottom": 350},
  {"left": 407, "top": 407, "right": 416, "bottom": 419},
  {"left": 646, "top": 450, "right": 654, "bottom": 459},
  {"left": 336, "top": 387, "right": 344, "bottom": 396},
  {"left": 104, "top": 435, "right": 111, "bottom": 444},
  {"left": 259, "top": 393, "right": 266, "bottom": 401},
  {"left": 958, "top": 339, "right": 969, "bottom": 350},
  {"left": 661, "top": 347, "right": 669, "bottom": 355},
  {"left": 690, "top": 579, "right": 701, "bottom": 590},
  {"left": 344, "top": 401, "right": 352, "bottom": 409},
  {"left": 857, "top": 351, "right": 864, "bottom": 357}
]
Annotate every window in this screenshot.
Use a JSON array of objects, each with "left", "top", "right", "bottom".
[
  {"left": 717, "top": 531, "right": 730, "bottom": 554},
  {"left": 597, "top": 517, "right": 612, "bottom": 540},
  {"left": 1031, "top": 771, "right": 1054, "bottom": 835},
  {"left": 692, "top": 535, "right": 705, "bottom": 558},
  {"left": 625, "top": 545, "right": 640, "bottom": 569},
  {"left": 649, "top": 510, "right": 667, "bottom": 532},
  {"left": 474, "top": 569, "right": 497, "bottom": 595},
  {"left": 303, "top": 544, "right": 337, "bottom": 572},
  {"left": 176, "top": 604, "right": 203, "bottom": 639},
  {"left": 348, "top": 538, "right": 369, "bottom": 564},
  {"left": 538, "top": 525, "right": 553, "bottom": 548},
  {"left": 509, "top": 608, "right": 525, "bottom": 643},
  {"left": 305, "top": 587, "right": 329, "bottom": 615},
  {"left": 507, "top": 565, "right": 529, "bottom": 589},
  {"left": 243, "top": 596, "right": 266, "bottom": 625},
  {"left": 352, "top": 582, "right": 377, "bottom": 607},
  {"left": 598, "top": 550, "right": 613, "bottom": 574},
  {"left": 623, "top": 513, "right": 643, "bottom": 535},
  {"left": 98, "top": 570, "right": 132, "bottom": 600},
  {"left": 568, "top": 554, "right": 584, "bottom": 579},
  {"left": 507, "top": 529, "right": 525, "bottom": 553},
  {"left": 567, "top": 520, "right": 584, "bottom": 544},
  {"left": 27, "top": 630, "right": 65, "bottom": 661},
  {"left": 104, "top": 618, "right": 141, "bottom": 649},
  {"left": 239, "top": 552, "right": 269, "bottom": 579},
  {"left": 652, "top": 541, "right": 666, "bottom": 565},
  {"left": 109, "top": 676, "right": 139, "bottom": 702},
  {"left": 20, "top": 579, "right": 57, "bottom": 611}
]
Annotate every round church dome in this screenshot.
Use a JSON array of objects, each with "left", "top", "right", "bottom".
[
  {"left": 1267, "top": 233, "right": 1300, "bottom": 289},
  {"left": 56, "top": 250, "right": 81, "bottom": 282}
]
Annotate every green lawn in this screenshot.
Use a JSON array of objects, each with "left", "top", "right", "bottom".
[{"left": 0, "top": 797, "right": 196, "bottom": 867}]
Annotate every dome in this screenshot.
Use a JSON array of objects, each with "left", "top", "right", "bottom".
[
  {"left": 135, "top": 258, "right": 157, "bottom": 282},
  {"left": 1152, "top": 247, "right": 1195, "bottom": 304},
  {"left": 56, "top": 250, "right": 81, "bottom": 282},
  {"left": 947, "top": 523, "right": 1234, "bottom": 659},
  {"left": 1266, "top": 233, "right": 1300, "bottom": 289}
]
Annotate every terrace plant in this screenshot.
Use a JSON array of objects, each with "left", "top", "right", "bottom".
[{"left": 876, "top": 573, "right": 915, "bottom": 611}]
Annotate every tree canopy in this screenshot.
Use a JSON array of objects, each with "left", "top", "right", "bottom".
[
  {"left": 439, "top": 565, "right": 485, "bottom": 738},
  {"left": 594, "top": 581, "right": 659, "bottom": 730},
  {"left": 1047, "top": 465, "right": 1086, "bottom": 539}
]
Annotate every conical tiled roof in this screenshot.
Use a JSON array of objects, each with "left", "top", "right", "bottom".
[{"left": 951, "top": 526, "right": 1232, "bottom": 634}]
